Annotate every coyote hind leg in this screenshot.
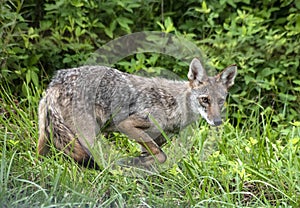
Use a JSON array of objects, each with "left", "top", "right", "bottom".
[
  {"left": 38, "top": 111, "right": 94, "bottom": 167},
  {"left": 37, "top": 87, "right": 98, "bottom": 168}
]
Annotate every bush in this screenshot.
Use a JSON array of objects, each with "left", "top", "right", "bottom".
[{"left": 1, "top": 0, "right": 299, "bottom": 123}]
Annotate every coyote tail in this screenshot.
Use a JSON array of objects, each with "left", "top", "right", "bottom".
[{"left": 37, "top": 94, "right": 50, "bottom": 156}]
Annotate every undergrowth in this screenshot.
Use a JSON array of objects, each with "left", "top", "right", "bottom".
[{"left": 0, "top": 81, "right": 299, "bottom": 207}]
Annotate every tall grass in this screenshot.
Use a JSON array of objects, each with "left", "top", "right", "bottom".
[{"left": 0, "top": 84, "right": 299, "bottom": 207}]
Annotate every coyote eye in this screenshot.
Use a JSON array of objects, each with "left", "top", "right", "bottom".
[{"left": 199, "top": 97, "right": 209, "bottom": 105}]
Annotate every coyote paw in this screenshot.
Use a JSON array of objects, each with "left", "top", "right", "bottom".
[{"left": 117, "top": 152, "right": 167, "bottom": 168}]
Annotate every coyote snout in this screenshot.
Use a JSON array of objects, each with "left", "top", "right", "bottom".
[{"left": 38, "top": 58, "right": 237, "bottom": 168}]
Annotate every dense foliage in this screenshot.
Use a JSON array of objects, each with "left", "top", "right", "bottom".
[{"left": 1, "top": 0, "right": 299, "bottom": 123}]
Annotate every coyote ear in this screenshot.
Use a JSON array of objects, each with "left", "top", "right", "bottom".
[
  {"left": 188, "top": 58, "right": 207, "bottom": 84},
  {"left": 219, "top": 64, "right": 237, "bottom": 88}
]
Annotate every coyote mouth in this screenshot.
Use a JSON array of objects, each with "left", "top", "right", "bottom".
[{"left": 205, "top": 118, "right": 222, "bottom": 127}]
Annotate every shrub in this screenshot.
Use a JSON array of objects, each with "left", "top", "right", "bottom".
[{"left": 0, "top": 0, "right": 299, "bottom": 122}]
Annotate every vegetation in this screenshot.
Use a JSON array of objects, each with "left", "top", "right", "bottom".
[{"left": 0, "top": 0, "right": 299, "bottom": 207}]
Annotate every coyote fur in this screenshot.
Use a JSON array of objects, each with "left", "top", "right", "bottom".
[{"left": 38, "top": 58, "right": 237, "bottom": 167}]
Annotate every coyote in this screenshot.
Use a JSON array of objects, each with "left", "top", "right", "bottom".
[{"left": 38, "top": 58, "right": 237, "bottom": 167}]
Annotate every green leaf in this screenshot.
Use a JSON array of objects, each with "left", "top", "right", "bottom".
[
  {"left": 70, "top": 0, "right": 84, "bottom": 7},
  {"left": 290, "top": 122, "right": 300, "bottom": 127},
  {"left": 104, "top": 28, "right": 113, "bottom": 39},
  {"left": 164, "top": 17, "right": 175, "bottom": 33},
  {"left": 116, "top": 17, "right": 133, "bottom": 32},
  {"left": 104, "top": 20, "right": 116, "bottom": 38},
  {"left": 201, "top": 1, "right": 211, "bottom": 13},
  {"left": 31, "top": 70, "right": 39, "bottom": 87},
  {"left": 278, "top": 93, "right": 297, "bottom": 101},
  {"left": 25, "top": 69, "right": 31, "bottom": 84},
  {"left": 293, "top": 87, "right": 300, "bottom": 91},
  {"left": 156, "top": 21, "right": 165, "bottom": 31},
  {"left": 28, "top": 27, "right": 34, "bottom": 35},
  {"left": 75, "top": 27, "right": 81, "bottom": 37},
  {"left": 28, "top": 54, "right": 42, "bottom": 66},
  {"left": 293, "top": 80, "right": 300, "bottom": 85},
  {"left": 40, "top": 20, "right": 52, "bottom": 30},
  {"left": 290, "top": 138, "right": 300, "bottom": 145}
]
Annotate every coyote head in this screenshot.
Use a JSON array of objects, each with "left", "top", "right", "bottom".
[{"left": 188, "top": 58, "right": 237, "bottom": 126}]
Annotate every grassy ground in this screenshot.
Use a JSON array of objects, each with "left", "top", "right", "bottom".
[{"left": 0, "top": 84, "right": 299, "bottom": 207}]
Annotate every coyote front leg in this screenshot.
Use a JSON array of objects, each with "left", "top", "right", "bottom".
[{"left": 117, "top": 116, "right": 167, "bottom": 167}]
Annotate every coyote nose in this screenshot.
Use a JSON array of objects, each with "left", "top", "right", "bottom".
[{"left": 214, "top": 119, "right": 222, "bottom": 126}]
